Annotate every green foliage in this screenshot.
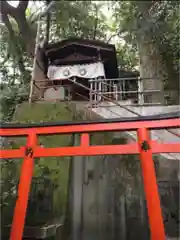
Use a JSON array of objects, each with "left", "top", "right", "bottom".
[
  {"left": 50, "top": 1, "right": 109, "bottom": 41},
  {"left": 0, "top": 18, "right": 31, "bottom": 82},
  {"left": 0, "top": 0, "right": 179, "bottom": 229},
  {"left": 0, "top": 158, "right": 22, "bottom": 225},
  {"left": 1, "top": 103, "right": 74, "bottom": 225},
  {"left": 111, "top": 1, "right": 179, "bottom": 93},
  {"left": 0, "top": 83, "right": 29, "bottom": 121},
  {"left": 116, "top": 42, "right": 139, "bottom": 70},
  {"left": 0, "top": 2, "right": 114, "bottom": 227},
  {"left": 0, "top": 1, "right": 114, "bottom": 123}
]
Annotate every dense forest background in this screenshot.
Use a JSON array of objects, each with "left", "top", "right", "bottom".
[
  {"left": 0, "top": 1, "right": 179, "bottom": 238},
  {"left": 0, "top": 0, "right": 179, "bottom": 121}
]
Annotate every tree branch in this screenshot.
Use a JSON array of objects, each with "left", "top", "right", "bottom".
[
  {"left": 1, "top": 13, "right": 15, "bottom": 42},
  {"left": 18, "top": 1, "right": 29, "bottom": 13},
  {"left": 1, "top": 0, "right": 34, "bottom": 56},
  {"left": 0, "top": 1, "right": 16, "bottom": 16},
  {"left": 106, "top": 28, "right": 126, "bottom": 43},
  {"left": 1, "top": 0, "right": 29, "bottom": 16},
  {"left": 1, "top": 13, "right": 27, "bottom": 80},
  {"left": 93, "top": 5, "right": 98, "bottom": 40}
]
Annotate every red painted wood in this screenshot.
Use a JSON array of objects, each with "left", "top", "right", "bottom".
[
  {"left": 137, "top": 128, "right": 165, "bottom": 240},
  {"left": 0, "top": 142, "right": 179, "bottom": 159},
  {"left": 10, "top": 133, "right": 37, "bottom": 240},
  {"left": 0, "top": 118, "right": 179, "bottom": 136},
  {"left": 0, "top": 118, "right": 179, "bottom": 240}
]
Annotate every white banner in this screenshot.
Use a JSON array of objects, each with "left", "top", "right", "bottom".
[{"left": 47, "top": 62, "right": 105, "bottom": 80}]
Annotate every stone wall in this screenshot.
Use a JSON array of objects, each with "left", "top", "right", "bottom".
[{"left": 65, "top": 102, "right": 179, "bottom": 240}]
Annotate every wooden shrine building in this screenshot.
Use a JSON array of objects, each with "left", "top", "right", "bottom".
[{"left": 32, "top": 38, "right": 119, "bottom": 102}]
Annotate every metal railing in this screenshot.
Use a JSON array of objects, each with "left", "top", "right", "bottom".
[
  {"left": 89, "top": 77, "right": 165, "bottom": 106},
  {"left": 29, "top": 76, "right": 177, "bottom": 109}
]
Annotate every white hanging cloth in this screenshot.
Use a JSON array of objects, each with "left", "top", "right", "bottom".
[{"left": 47, "top": 61, "right": 105, "bottom": 80}]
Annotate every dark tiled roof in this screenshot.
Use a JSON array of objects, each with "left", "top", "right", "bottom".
[{"left": 45, "top": 37, "right": 116, "bottom": 53}]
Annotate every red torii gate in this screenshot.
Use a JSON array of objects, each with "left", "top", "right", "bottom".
[{"left": 0, "top": 113, "right": 179, "bottom": 240}]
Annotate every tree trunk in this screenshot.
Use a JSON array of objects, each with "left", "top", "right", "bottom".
[
  {"left": 159, "top": 43, "right": 180, "bottom": 104},
  {"left": 135, "top": 1, "right": 166, "bottom": 105},
  {"left": 32, "top": 47, "right": 48, "bottom": 100},
  {"left": 1, "top": 0, "right": 47, "bottom": 100},
  {"left": 137, "top": 36, "right": 166, "bottom": 104},
  {"left": 15, "top": 12, "right": 35, "bottom": 56}
]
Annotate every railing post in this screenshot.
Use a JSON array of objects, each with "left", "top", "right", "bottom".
[
  {"left": 113, "top": 84, "right": 118, "bottom": 100},
  {"left": 89, "top": 79, "right": 93, "bottom": 107},
  {"left": 94, "top": 79, "right": 97, "bottom": 107},
  {"left": 138, "top": 77, "right": 144, "bottom": 105},
  {"left": 102, "top": 79, "right": 104, "bottom": 96},
  {"left": 137, "top": 128, "right": 165, "bottom": 240},
  {"left": 10, "top": 133, "right": 37, "bottom": 240},
  {"left": 98, "top": 78, "right": 102, "bottom": 102},
  {"left": 119, "top": 80, "right": 123, "bottom": 100}
]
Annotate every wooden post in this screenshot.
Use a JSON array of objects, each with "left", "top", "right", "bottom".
[
  {"left": 137, "top": 128, "right": 165, "bottom": 240},
  {"left": 29, "top": 18, "right": 41, "bottom": 103},
  {"left": 10, "top": 133, "right": 37, "bottom": 240}
]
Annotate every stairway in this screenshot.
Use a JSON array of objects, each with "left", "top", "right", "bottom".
[
  {"left": 90, "top": 102, "right": 180, "bottom": 160},
  {"left": 65, "top": 78, "right": 180, "bottom": 160}
]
